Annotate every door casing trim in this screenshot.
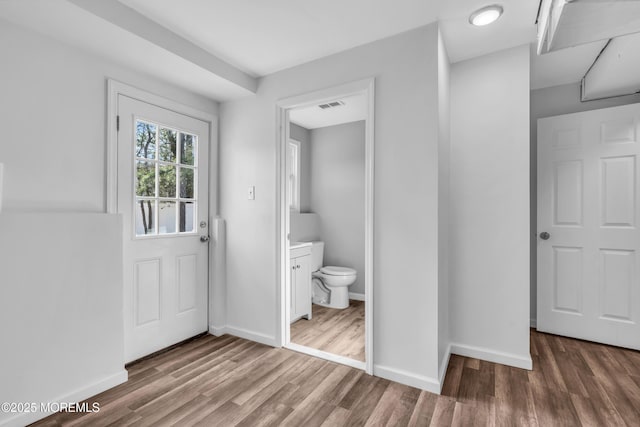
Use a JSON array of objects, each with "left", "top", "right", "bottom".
[{"left": 275, "top": 78, "right": 375, "bottom": 375}]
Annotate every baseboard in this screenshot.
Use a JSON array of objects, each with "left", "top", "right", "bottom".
[
  {"left": 530, "top": 318, "right": 537, "bottom": 328},
  {"left": 209, "top": 324, "right": 227, "bottom": 337},
  {"left": 450, "top": 343, "right": 532, "bottom": 370},
  {"left": 438, "top": 344, "right": 452, "bottom": 392},
  {"left": 348, "top": 292, "right": 365, "bottom": 301},
  {"left": 209, "top": 324, "right": 277, "bottom": 347},
  {"left": 373, "top": 364, "right": 441, "bottom": 394},
  {"left": 0, "top": 370, "right": 128, "bottom": 427}
]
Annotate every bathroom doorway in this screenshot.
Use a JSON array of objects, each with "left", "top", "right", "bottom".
[{"left": 276, "top": 79, "right": 374, "bottom": 373}]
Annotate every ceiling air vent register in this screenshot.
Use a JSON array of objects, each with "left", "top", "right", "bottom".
[{"left": 318, "top": 101, "right": 345, "bottom": 110}]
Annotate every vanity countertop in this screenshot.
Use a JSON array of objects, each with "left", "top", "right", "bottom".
[{"left": 290, "top": 241, "right": 312, "bottom": 250}]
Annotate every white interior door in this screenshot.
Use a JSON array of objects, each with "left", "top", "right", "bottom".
[
  {"left": 118, "top": 94, "right": 210, "bottom": 362},
  {"left": 537, "top": 103, "right": 640, "bottom": 350}
]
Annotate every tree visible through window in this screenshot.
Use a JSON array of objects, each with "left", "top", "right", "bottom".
[{"left": 135, "top": 120, "right": 197, "bottom": 236}]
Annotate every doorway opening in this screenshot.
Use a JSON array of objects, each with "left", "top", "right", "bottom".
[{"left": 276, "top": 79, "right": 375, "bottom": 373}]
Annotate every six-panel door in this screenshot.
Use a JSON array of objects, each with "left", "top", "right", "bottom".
[{"left": 537, "top": 104, "right": 640, "bottom": 350}]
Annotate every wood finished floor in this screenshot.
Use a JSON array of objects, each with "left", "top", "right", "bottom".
[
  {"left": 291, "top": 300, "right": 365, "bottom": 362},
  {"left": 31, "top": 329, "right": 640, "bottom": 426}
]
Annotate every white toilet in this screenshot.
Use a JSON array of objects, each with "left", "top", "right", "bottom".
[{"left": 310, "top": 241, "right": 357, "bottom": 309}]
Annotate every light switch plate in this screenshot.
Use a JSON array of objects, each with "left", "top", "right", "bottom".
[{"left": 248, "top": 185, "right": 255, "bottom": 200}]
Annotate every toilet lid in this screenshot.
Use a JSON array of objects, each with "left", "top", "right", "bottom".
[{"left": 320, "top": 266, "right": 356, "bottom": 276}]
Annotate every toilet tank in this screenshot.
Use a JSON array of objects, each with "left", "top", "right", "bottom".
[{"left": 310, "top": 241, "right": 324, "bottom": 271}]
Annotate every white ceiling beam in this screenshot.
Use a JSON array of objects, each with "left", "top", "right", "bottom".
[{"left": 68, "top": 0, "right": 257, "bottom": 94}]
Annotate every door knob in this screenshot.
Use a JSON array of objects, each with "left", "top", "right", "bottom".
[
  {"left": 200, "top": 235, "right": 210, "bottom": 242},
  {"left": 539, "top": 232, "right": 550, "bottom": 240}
]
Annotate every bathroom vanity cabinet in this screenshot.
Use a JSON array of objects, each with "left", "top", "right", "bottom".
[{"left": 290, "top": 243, "right": 312, "bottom": 322}]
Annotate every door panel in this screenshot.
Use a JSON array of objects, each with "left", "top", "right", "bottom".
[
  {"left": 118, "top": 95, "right": 210, "bottom": 362},
  {"left": 177, "top": 254, "right": 198, "bottom": 313},
  {"left": 134, "top": 259, "right": 161, "bottom": 326},
  {"left": 601, "top": 118, "right": 636, "bottom": 144},
  {"left": 600, "top": 249, "right": 634, "bottom": 321},
  {"left": 552, "top": 246, "right": 583, "bottom": 314},
  {"left": 553, "top": 160, "right": 583, "bottom": 226},
  {"left": 294, "top": 256, "right": 310, "bottom": 319},
  {"left": 538, "top": 103, "right": 640, "bottom": 350},
  {"left": 553, "top": 127, "right": 580, "bottom": 149},
  {"left": 601, "top": 156, "right": 635, "bottom": 227}
]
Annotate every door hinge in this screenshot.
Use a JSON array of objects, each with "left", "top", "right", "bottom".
[{"left": 116, "top": 115, "right": 120, "bottom": 131}]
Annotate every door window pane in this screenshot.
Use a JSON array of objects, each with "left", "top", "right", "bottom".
[
  {"left": 180, "top": 133, "right": 196, "bottom": 165},
  {"left": 158, "top": 201, "right": 177, "bottom": 234},
  {"left": 179, "top": 202, "right": 195, "bottom": 232},
  {"left": 136, "top": 121, "right": 156, "bottom": 159},
  {"left": 135, "top": 199, "right": 156, "bottom": 235},
  {"left": 158, "top": 128, "right": 177, "bottom": 162},
  {"left": 159, "top": 165, "right": 176, "bottom": 198},
  {"left": 179, "top": 167, "right": 194, "bottom": 199},
  {"left": 136, "top": 161, "right": 156, "bottom": 197}
]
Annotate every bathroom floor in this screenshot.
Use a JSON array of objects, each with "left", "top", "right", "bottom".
[{"left": 291, "top": 299, "right": 364, "bottom": 362}]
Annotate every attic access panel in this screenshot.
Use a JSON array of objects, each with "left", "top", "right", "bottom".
[
  {"left": 537, "top": 0, "right": 640, "bottom": 54},
  {"left": 581, "top": 32, "right": 640, "bottom": 101}
]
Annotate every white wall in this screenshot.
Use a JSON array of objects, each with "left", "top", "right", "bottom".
[
  {"left": 289, "top": 212, "right": 321, "bottom": 242},
  {"left": 529, "top": 83, "right": 640, "bottom": 324},
  {"left": 0, "top": 19, "right": 218, "bottom": 213},
  {"left": 0, "top": 20, "right": 220, "bottom": 425},
  {"left": 219, "top": 24, "right": 446, "bottom": 390},
  {"left": 310, "top": 121, "right": 365, "bottom": 295},
  {"left": 449, "top": 45, "right": 532, "bottom": 369},
  {"left": 0, "top": 214, "right": 124, "bottom": 427},
  {"left": 437, "top": 30, "right": 451, "bottom": 382}
]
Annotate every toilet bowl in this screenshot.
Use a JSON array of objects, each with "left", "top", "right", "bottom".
[{"left": 309, "top": 242, "right": 357, "bottom": 309}]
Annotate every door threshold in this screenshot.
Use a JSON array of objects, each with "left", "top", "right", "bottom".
[
  {"left": 125, "top": 331, "right": 209, "bottom": 368},
  {"left": 285, "top": 342, "right": 366, "bottom": 371}
]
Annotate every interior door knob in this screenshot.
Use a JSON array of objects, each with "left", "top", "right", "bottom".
[
  {"left": 539, "top": 232, "right": 550, "bottom": 240},
  {"left": 200, "top": 235, "right": 210, "bottom": 242}
]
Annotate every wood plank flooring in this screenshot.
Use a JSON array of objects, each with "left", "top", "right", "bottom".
[
  {"left": 291, "top": 300, "right": 365, "bottom": 362},
  {"left": 31, "top": 329, "right": 640, "bottom": 426}
]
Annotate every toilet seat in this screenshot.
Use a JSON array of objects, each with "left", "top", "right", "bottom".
[{"left": 320, "top": 266, "right": 356, "bottom": 276}]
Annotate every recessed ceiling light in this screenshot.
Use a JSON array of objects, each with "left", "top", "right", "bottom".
[{"left": 469, "top": 5, "right": 503, "bottom": 26}]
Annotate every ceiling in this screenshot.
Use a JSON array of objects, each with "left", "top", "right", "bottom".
[
  {"left": 0, "top": 0, "right": 620, "bottom": 100},
  {"left": 118, "top": 0, "right": 538, "bottom": 75},
  {"left": 290, "top": 94, "right": 367, "bottom": 130}
]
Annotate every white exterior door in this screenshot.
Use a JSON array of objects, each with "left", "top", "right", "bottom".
[
  {"left": 118, "top": 95, "right": 210, "bottom": 362},
  {"left": 537, "top": 103, "right": 640, "bottom": 350}
]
